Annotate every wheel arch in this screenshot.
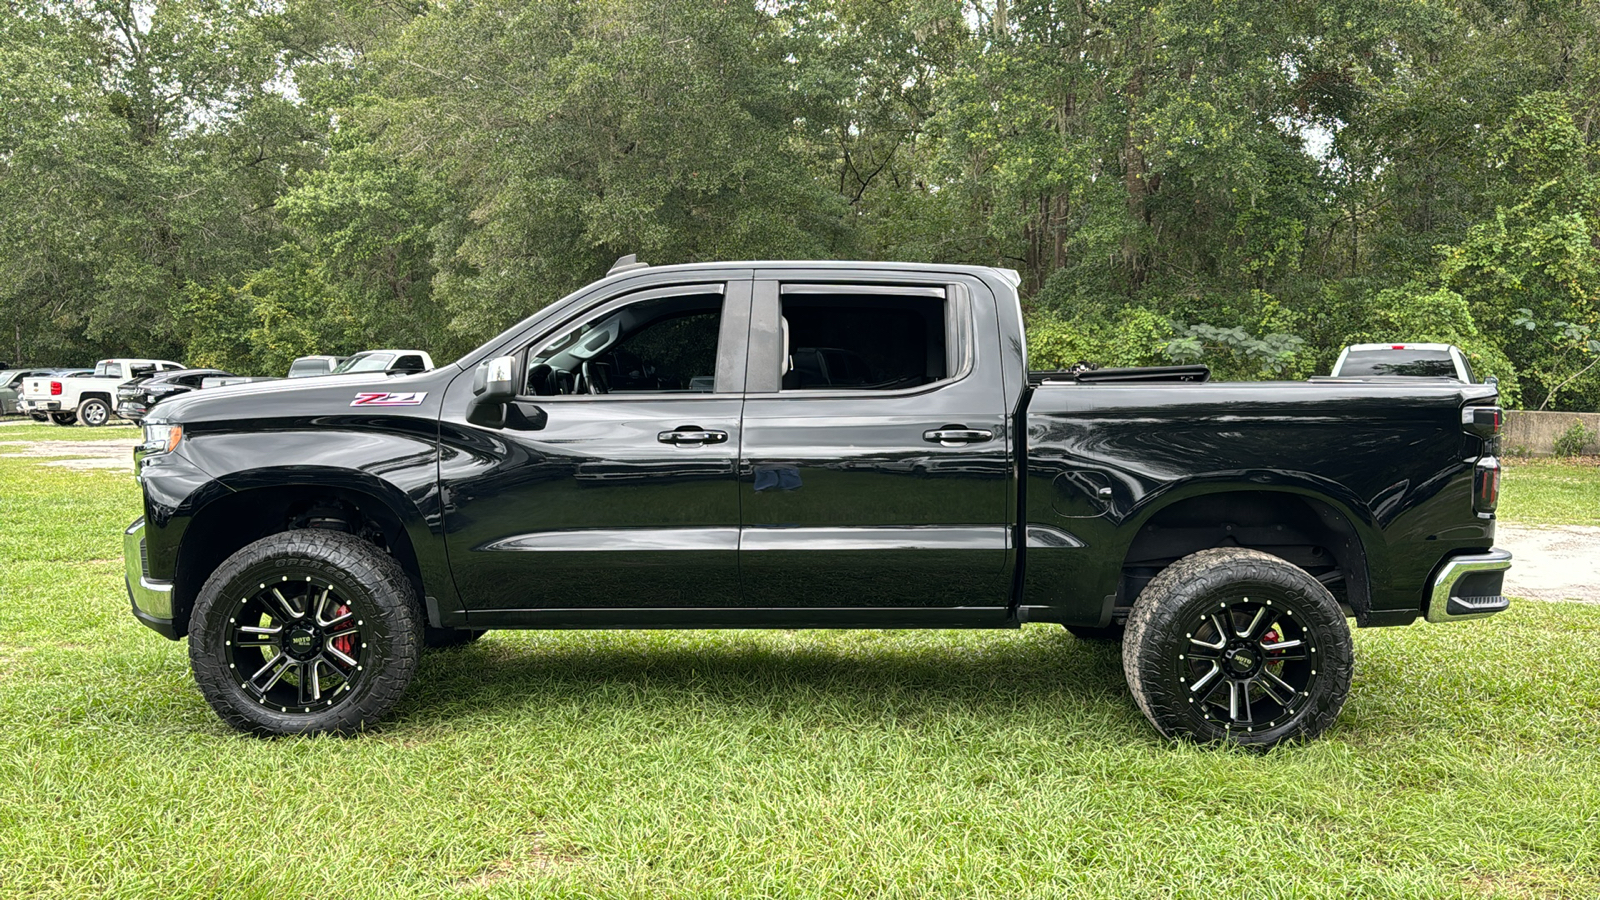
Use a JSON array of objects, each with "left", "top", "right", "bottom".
[
  {"left": 1117, "top": 486, "right": 1377, "bottom": 625},
  {"left": 169, "top": 475, "right": 443, "bottom": 637}
]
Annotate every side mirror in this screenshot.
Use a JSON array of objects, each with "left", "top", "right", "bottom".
[{"left": 467, "top": 355, "right": 518, "bottom": 427}]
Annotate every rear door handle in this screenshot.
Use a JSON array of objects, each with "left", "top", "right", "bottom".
[
  {"left": 923, "top": 428, "right": 993, "bottom": 446},
  {"left": 658, "top": 428, "right": 728, "bottom": 446}
]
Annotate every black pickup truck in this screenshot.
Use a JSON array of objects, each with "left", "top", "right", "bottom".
[{"left": 124, "top": 260, "right": 1511, "bottom": 746}]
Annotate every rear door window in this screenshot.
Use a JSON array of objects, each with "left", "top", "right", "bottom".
[{"left": 777, "top": 288, "right": 954, "bottom": 391}]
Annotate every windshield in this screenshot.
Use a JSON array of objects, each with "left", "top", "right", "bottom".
[
  {"left": 332, "top": 353, "right": 396, "bottom": 375},
  {"left": 1339, "top": 349, "right": 1458, "bottom": 378}
]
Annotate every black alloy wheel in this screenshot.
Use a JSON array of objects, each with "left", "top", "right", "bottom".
[
  {"left": 1122, "top": 548, "right": 1353, "bottom": 748},
  {"left": 189, "top": 530, "right": 422, "bottom": 736},
  {"left": 1176, "top": 594, "right": 1315, "bottom": 730},
  {"left": 79, "top": 397, "right": 111, "bottom": 427},
  {"left": 222, "top": 575, "right": 367, "bottom": 712}
]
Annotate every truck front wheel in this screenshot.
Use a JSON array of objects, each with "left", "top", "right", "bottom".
[
  {"left": 1121, "top": 548, "right": 1353, "bottom": 748},
  {"left": 188, "top": 530, "right": 423, "bottom": 736}
]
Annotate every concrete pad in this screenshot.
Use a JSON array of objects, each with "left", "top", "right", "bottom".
[{"left": 1497, "top": 522, "right": 1600, "bottom": 603}]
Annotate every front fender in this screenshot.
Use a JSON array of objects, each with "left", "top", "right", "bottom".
[{"left": 165, "top": 424, "right": 453, "bottom": 611}]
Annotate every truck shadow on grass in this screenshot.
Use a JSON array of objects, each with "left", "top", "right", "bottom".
[{"left": 391, "top": 629, "right": 1141, "bottom": 734}]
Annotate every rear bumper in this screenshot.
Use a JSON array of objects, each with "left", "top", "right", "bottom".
[
  {"left": 19, "top": 400, "right": 61, "bottom": 413},
  {"left": 117, "top": 401, "right": 148, "bottom": 422},
  {"left": 124, "top": 517, "right": 179, "bottom": 639},
  {"left": 1426, "top": 548, "right": 1513, "bottom": 623}
]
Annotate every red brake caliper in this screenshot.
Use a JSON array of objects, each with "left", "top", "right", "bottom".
[
  {"left": 1263, "top": 629, "right": 1281, "bottom": 658},
  {"left": 331, "top": 604, "right": 356, "bottom": 660}
]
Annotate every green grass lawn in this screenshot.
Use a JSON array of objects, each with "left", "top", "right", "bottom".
[
  {"left": 3, "top": 443, "right": 1600, "bottom": 898},
  {"left": 1500, "top": 459, "right": 1600, "bottom": 526}
]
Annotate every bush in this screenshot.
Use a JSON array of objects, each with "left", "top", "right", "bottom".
[
  {"left": 1347, "top": 282, "right": 1523, "bottom": 407},
  {"left": 1025, "top": 306, "right": 1173, "bottom": 371},
  {"left": 1552, "top": 419, "right": 1598, "bottom": 457}
]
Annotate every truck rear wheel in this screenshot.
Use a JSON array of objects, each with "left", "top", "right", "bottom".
[
  {"left": 188, "top": 530, "right": 423, "bottom": 736},
  {"left": 79, "top": 397, "right": 111, "bottom": 427},
  {"left": 48, "top": 412, "right": 76, "bottom": 426},
  {"left": 1121, "top": 548, "right": 1353, "bottom": 748}
]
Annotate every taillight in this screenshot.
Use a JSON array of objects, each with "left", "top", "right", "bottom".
[
  {"left": 1474, "top": 457, "right": 1500, "bottom": 515},
  {"left": 50, "top": 381, "right": 62, "bottom": 396},
  {"left": 1461, "top": 405, "right": 1501, "bottom": 438}
]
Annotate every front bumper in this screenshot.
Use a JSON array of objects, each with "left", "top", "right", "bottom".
[
  {"left": 124, "top": 517, "right": 179, "bottom": 639},
  {"left": 1426, "top": 548, "right": 1513, "bottom": 623},
  {"left": 117, "top": 401, "right": 148, "bottom": 422}
]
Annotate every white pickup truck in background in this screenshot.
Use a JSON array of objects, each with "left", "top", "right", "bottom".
[
  {"left": 1330, "top": 343, "right": 1475, "bottom": 381},
  {"left": 19, "top": 358, "right": 185, "bottom": 426}
]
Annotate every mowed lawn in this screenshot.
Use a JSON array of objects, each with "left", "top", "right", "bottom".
[
  {"left": 2, "top": 426, "right": 1599, "bottom": 899},
  {"left": 1500, "top": 457, "right": 1600, "bottom": 526}
]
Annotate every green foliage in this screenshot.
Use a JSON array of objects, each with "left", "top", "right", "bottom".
[
  {"left": 3, "top": 0, "right": 1600, "bottom": 401},
  {"left": 1166, "top": 324, "right": 1307, "bottom": 379},
  {"left": 1431, "top": 92, "right": 1600, "bottom": 410},
  {"left": 1024, "top": 306, "right": 1173, "bottom": 371},
  {"left": 1349, "top": 283, "right": 1522, "bottom": 406},
  {"left": 1553, "top": 419, "right": 1599, "bottom": 457}
]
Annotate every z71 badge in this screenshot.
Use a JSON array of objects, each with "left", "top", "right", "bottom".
[{"left": 350, "top": 392, "right": 427, "bottom": 407}]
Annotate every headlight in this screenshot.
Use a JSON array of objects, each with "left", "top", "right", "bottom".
[{"left": 142, "top": 423, "right": 184, "bottom": 454}]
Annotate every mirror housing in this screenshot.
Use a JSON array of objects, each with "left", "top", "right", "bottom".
[{"left": 467, "top": 355, "right": 518, "bottom": 427}]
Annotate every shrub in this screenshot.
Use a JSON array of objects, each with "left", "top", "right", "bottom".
[
  {"left": 1552, "top": 419, "right": 1598, "bottom": 457},
  {"left": 1025, "top": 306, "right": 1173, "bottom": 371}
]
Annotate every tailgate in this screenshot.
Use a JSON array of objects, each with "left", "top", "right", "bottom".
[{"left": 21, "top": 377, "right": 52, "bottom": 399}]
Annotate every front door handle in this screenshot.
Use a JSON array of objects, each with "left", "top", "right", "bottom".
[
  {"left": 658, "top": 428, "right": 728, "bottom": 446},
  {"left": 923, "top": 427, "right": 994, "bottom": 446}
]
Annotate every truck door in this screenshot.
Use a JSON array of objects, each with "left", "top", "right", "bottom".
[
  {"left": 438, "top": 278, "right": 752, "bottom": 617},
  {"left": 736, "top": 272, "right": 1014, "bottom": 614}
]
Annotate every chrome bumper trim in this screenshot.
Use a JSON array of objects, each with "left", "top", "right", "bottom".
[
  {"left": 123, "top": 517, "right": 173, "bottom": 621},
  {"left": 1426, "top": 548, "right": 1513, "bottom": 623}
]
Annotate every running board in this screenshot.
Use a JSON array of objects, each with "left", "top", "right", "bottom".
[{"left": 466, "top": 607, "right": 1017, "bottom": 630}]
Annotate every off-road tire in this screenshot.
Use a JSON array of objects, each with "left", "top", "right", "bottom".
[
  {"left": 30, "top": 412, "right": 48, "bottom": 422},
  {"left": 1121, "top": 548, "right": 1353, "bottom": 748},
  {"left": 188, "top": 530, "right": 423, "bottom": 736},
  {"left": 424, "top": 626, "right": 488, "bottom": 649},
  {"left": 1065, "top": 623, "right": 1125, "bottom": 642},
  {"left": 78, "top": 397, "right": 111, "bottom": 427},
  {"left": 49, "top": 412, "right": 77, "bottom": 426}
]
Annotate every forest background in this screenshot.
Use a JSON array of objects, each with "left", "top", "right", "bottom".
[{"left": 3, "top": 0, "right": 1599, "bottom": 410}]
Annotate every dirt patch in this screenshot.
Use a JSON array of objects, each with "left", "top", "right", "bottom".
[
  {"left": 1498, "top": 523, "right": 1600, "bottom": 604},
  {"left": 0, "top": 437, "right": 139, "bottom": 471},
  {"left": 456, "top": 833, "right": 582, "bottom": 888}
]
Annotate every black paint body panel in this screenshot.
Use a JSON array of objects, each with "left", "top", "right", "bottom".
[
  {"left": 128, "top": 260, "right": 1497, "bottom": 638},
  {"left": 1021, "top": 381, "right": 1497, "bottom": 625}
]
